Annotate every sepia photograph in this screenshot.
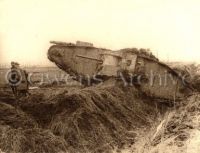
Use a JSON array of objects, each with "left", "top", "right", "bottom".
[{"left": 0, "top": 0, "right": 200, "bottom": 152}]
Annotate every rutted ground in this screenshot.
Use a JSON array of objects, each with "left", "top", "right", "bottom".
[
  {"left": 0, "top": 83, "right": 199, "bottom": 153},
  {"left": 0, "top": 83, "right": 165, "bottom": 153},
  {"left": 134, "top": 93, "right": 200, "bottom": 153}
]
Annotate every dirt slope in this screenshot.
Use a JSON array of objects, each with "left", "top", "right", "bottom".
[
  {"left": 136, "top": 93, "right": 200, "bottom": 153},
  {"left": 1, "top": 82, "right": 199, "bottom": 153},
  {"left": 0, "top": 83, "right": 163, "bottom": 153}
]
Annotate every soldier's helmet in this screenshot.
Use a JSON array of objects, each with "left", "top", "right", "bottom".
[{"left": 11, "top": 61, "right": 15, "bottom": 66}]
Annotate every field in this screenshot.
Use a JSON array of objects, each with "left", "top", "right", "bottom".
[
  {"left": 0, "top": 65, "right": 200, "bottom": 153},
  {"left": 0, "top": 67, "right": 80, "bottom": 88}
]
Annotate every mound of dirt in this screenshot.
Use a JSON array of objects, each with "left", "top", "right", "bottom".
[
  {"left": 0, "top": 95, "right": 68, "bottom": 153},
  {"left": 0, "top": 89, "right": 16, "bottom": 106},
  {"left": 48, "top": 85, "right": 161, "bottom": 152},
  {"left": 0, "top": 83, "right": 167, "bottom": 153},
  {"left": 0, "top": 102, "right": 37, "bottom": 129},
  {"left": 138, "top": 93, "right": 200, "bottom": 153},
  {"left": 0, "top": 127, "right": 68, "bottom": 153},
  {"left": 170, "top": 63, "right": 200, "bottom": 91}
]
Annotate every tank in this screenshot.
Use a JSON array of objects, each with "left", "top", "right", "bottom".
[{"left": 48, "top": 41, "right": 192, "bottom": 100}]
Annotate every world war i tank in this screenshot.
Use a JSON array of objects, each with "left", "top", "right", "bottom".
[{"left": 48, "top": 40, "right": 192, "bottom": 100}]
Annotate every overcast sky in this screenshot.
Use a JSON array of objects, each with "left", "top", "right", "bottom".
[{"left": 0, "top": 0, "right": 200, "bottom": 65}]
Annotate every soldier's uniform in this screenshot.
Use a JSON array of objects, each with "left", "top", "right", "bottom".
[
  {"left": 10, "top": 62, "right": 18, "bottom": 96},
  {"left": 9, "top": 62, "right": 29, "bottom": 97}
]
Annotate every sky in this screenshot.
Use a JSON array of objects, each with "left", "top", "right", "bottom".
[{"left": 0, "top": 0, "right": 200, "bottom": 66}]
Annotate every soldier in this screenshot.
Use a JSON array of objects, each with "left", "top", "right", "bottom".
[
  {"left": 9, "top": 61, "right": 18, "bottom": 96},
  {"left": 9, "top": 62, "right": 30, "bottom": 97},
  {"left": 16, "top": 62, "right": 30, "bottom": 97}
]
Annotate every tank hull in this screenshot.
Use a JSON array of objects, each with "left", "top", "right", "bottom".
[
  {"left": 48, "top": 45, "right": 109, "bottom": 76},
  {"left": 48, "top": 42, "right": 192, "bottom": 100}
]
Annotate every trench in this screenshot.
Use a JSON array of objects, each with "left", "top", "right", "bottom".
[{"left": 0, "top": 83, "right": 169, "bottom": 153}]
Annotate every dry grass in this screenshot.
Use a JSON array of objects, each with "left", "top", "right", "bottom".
[
  {"left": 1, "top": 67, "right": 200, "bottom": 153},
  {"left": 0, "top": 97, "right": 69, "bottom": 153},
  {"left": 135, "top": 93, "right": 200, "bottom": 153},
  {"left": 49, "top": 85, "right": 159, "bottom": 153},
  {"left": 0, "top": 82, "right": 162, "bottom": 153},
  {"left": 0, "top": 127, "right": 68, "bottom": 153}
]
